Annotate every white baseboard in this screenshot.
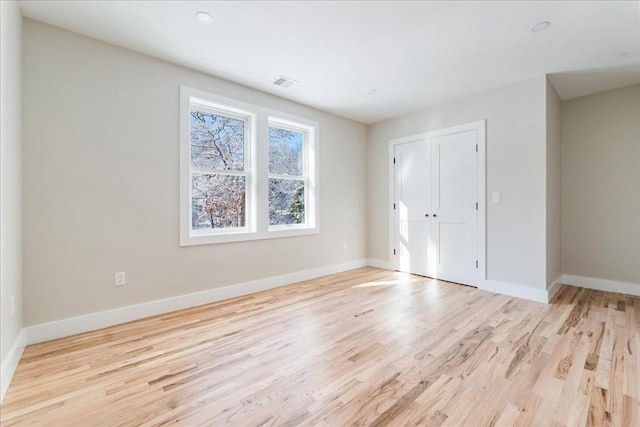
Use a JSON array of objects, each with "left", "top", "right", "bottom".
[
  {"left": 1, "top": 329, "right": 26, "bottom": 403},
  {"left": 367, "top": 258, "right": 393, "bottom": 270},
  {"left": 25, "top": 259, "right": 368, "bottom": 345},
  {"left": 478, "top": 280, "right": 550, "bottom": 303},
  {"left": 563, "top": 274, "right": 640, "bottom": 297}
]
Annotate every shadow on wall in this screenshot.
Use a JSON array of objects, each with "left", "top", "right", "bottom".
[{"left": 548, "top": 63, "right": 640, "bottom": 100}]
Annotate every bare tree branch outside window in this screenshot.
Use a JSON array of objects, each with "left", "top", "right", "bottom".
[
  {"left": 190, "top": 109, "right": 246, "bottom": 229},
  {"left": 268, "top": 126, "right": 306, "bottom": 225}
]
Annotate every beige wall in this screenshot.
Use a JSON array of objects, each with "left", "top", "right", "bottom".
[
  {"left": 367, "top": 77, "right": 548, "bottom": 289},
  {"left": 22, "top": 20, "right": 368, "bottom": 326},
  {"left": 545, "top": 79, "right": 562, "bottom": 287},
  {"left": 0, "top": 1, "right": 23, "bottom": 366},
  {"left": 561, "top": 84, "right": 640, "bottom": 286}
]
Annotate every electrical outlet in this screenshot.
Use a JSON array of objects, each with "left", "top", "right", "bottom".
[
  {"left": 11, "top": 295, "right": 15, "bottom": 316},
  {"left": 115, "top": 272, "right": 126, "bottom": 286},
  {"left": 492, "top": 192, "right": 501, "bottom": 203}
]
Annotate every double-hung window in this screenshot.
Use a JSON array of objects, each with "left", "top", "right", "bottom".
[
  {"left": 180, "top": 87, "right": 318, "bottom": 246},
  {"left": 189, "top": 103, "right": 252, "bottom": 234},
  {"left": 268, "top": 120, "right": 311, "bottom": 229}
]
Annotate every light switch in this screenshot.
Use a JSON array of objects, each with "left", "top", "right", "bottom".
[{"left": 492, "top": 192, "right": 501, "bottom": 203}]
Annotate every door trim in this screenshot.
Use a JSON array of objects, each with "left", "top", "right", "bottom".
[{"left": 388, "top": 120, "right": 486, "bottom": 284}]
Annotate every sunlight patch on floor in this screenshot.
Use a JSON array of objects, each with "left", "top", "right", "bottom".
[{"left": 353, "top": 278, "right": 425, "bottom": 288}]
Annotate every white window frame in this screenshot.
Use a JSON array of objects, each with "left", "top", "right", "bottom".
[
  {"left": 189, "top": 101, "right": 253, "bottom": 236},
  {"left": 180, "top": 86, "right": 319, "bottom": 246},
  {"left": 268, "top": 117, "right": 316, "bottom": 232}
]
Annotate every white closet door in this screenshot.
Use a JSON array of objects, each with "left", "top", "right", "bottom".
[
  {"left": 394, "top": 140, "right": 432, "bottom": 277},
  {"left": 431, "top": 130, "right": 478, "bottom": 286}
]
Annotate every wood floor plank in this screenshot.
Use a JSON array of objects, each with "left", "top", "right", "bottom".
[{"left": 1, "top": 267, "right": 638, "bottom": 426}]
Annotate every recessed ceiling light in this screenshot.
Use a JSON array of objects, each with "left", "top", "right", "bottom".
[
  {"left": 530, "top": 21, "right": 551, "bottom": 32},
  {"left": 195, "top": 11, "right": 213, "bottom": 24},
  {"left": 368, "top": 89, "right": 377, "bottom": 95}
]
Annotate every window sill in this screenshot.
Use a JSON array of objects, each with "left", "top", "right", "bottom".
[{"left": 180, "top": 227, "right": 319, "bottom": 246}]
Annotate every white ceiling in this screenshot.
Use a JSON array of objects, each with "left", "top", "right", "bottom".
[{"left": 18, "top": 1, "right": 640, "bottom": 124}]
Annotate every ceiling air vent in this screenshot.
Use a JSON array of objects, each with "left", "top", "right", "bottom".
[{"left": 272, "top": 75, "right": 298, "bottom": 88}]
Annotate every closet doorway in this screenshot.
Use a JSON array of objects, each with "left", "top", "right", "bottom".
[{"left": 390, "top": 121, "right": 485, "bottom": 287}]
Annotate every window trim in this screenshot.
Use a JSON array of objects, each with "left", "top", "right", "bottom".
[{"left": 180, "top": 86, "right": 319, "bottom": 246}]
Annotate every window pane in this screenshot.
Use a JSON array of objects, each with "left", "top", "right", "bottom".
[
  {"left": 269, "top": 126, "right": 303, "bottom": 176},
  {"left": 191, "top": 109, "right": 245, "bottom": 171},
  {"left": 191, "top": 173, "right": 246, "bottom": 229},
  {"left": 269, "top": 179, "right": 305, "bottom": 225}
]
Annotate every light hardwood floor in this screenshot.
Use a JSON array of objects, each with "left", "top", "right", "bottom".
[{"left": 1, "top": 267, "right": 639, "bottom": 426}]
